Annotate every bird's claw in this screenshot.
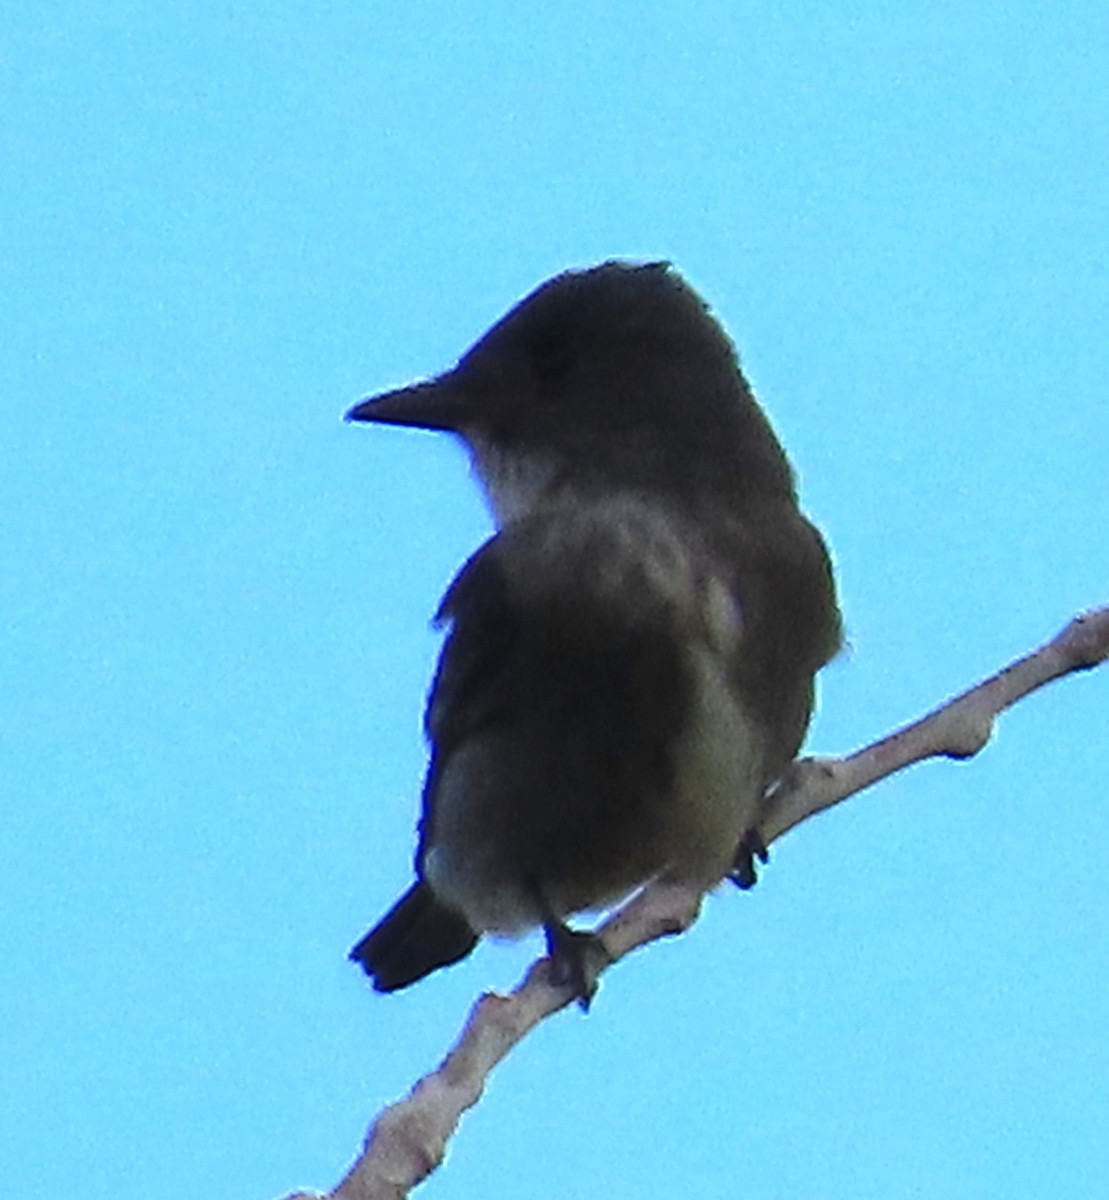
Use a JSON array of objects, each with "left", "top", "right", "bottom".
[
  {"left": 729, "top": 826, "right": 769, "bottom": 890},
  {"left": 544, "top": 922, "right": 612, "bottom": 1012}
]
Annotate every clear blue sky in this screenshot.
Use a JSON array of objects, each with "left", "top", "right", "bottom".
[{"left": 3, "top": 4, "right": 1107, "bottom": 1198}]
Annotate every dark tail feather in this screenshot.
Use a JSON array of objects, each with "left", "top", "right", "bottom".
[{"left": 349, "top": 881, "right": 479, "bottom": 992}]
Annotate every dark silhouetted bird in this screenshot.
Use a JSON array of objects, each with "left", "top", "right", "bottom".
[{"left": 346, "top": 261, "right": 841, "bottom": 1005}]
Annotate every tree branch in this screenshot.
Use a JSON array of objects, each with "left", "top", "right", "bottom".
[{"left": 283, "top": 605, "right": 1109, "bottom": 1200}]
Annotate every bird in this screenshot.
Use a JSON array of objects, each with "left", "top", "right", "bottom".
[{"left": 345, "top": 260, "right": 842, "bottom": 1007}]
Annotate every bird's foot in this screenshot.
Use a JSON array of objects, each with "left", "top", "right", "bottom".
[
  {"left": 543, "top": 920, "right": 612, "bottom": 1013},
  {"left": 729, "top": 826, "right": 769, "bottom": 890}
]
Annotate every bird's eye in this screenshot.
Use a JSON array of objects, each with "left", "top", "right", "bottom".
[{"left": 528, "top": 332, "right": 575, "bottom": 389}]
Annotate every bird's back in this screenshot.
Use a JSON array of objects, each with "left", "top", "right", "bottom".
[{"left": 417, "top": 492, "right": 777, "bottom": 934}]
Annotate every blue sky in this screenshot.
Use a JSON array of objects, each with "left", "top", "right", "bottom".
[{"left": 2, "top": 3, "right": 1107, "bottom": 1197}]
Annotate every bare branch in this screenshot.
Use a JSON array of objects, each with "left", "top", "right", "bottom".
[
  {"left": 764, "top": 605, "right": 1109, "bottom": 844},
  {"left": 282, "top": 604, "right": 1109, "bottom": 1200}
]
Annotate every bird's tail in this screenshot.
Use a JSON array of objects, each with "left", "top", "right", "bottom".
[{"left": 349, "top": 882, "right": 479, "bottom": 992}]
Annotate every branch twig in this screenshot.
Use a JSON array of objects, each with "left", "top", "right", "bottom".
[{"left": 284, "top": 605, "right": 1109, "bottom": 1200}]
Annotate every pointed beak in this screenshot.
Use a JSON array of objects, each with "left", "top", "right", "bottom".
[{"left": 345, "top": 374, "right": 467, "bottom": 432}]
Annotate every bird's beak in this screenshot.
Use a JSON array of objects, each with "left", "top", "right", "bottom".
[{"left": 345, "top": 374, "right": 466, "bottom": 432}]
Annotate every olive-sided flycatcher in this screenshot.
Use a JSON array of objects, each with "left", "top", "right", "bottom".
[{"left": 346, "top": 261, "right": 841, "bottom": 1004}]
